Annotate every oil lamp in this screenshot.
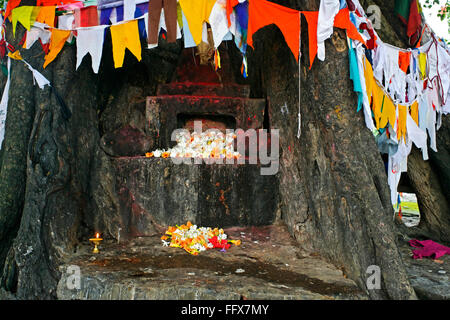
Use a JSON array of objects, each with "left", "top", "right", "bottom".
[{"left": 89, "top": 232, "right": 103, "bottom": 253}]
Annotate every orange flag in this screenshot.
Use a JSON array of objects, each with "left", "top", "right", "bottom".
[
  {"left": 226, "top": 0, "right": 239, "bottom": 28},
  {"left": 43, "top": 29, "right": 71, "bottom": 68},
  {"left": 334, "top": 8, "right": 365, "bottom": 45},
  {"left": 5, "top": 0, "right": 21, "bottom": 19},
  {"left": 398, "top": 51, "right": 411, "bottom": 73},
  {"left": 36, "top": 6, "right": 56, "bottom": 28},
  {"left": 302, "top": 11, "right": 318, "bottom": 69},
  {"left": 248, "top": 0, "right": 300, "bottom": 61}
]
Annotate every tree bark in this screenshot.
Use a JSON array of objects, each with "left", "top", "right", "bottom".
[{"left": 0, "top": 27, "right": 36, "bottom": 287}]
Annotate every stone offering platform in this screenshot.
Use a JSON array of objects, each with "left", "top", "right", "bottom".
[{"left": 57, "top": 224, "right": 367, "bottom": 300}]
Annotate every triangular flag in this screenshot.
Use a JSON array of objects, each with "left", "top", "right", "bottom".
[
  {"left": 372, "top": 83, "right": 384, "bottom": 129},
  {"left": 407, "top": 0, "right": 422, "bottom": 37},
  {"left": 410, "top": 101, "right": 419, "bottom": 125},
  {"left": 418, "top": 52, "right": 427, "bottom": 79},
  {"left": 379, "top": 94, "right": 397, "bottom": 129},
  {"left": 36, "top": 6, "right": 56, "bottom": 27},
  {"left": 23, "top": 23, "right": 52, "bottom": 50},
  {"left": 76, "top": 26, "right": 107, "bottom": 73},
  {"left": 110, "top": 20, "right": 142, "bottom": 68},
  {"left": 302, "top": 11, "right": 318, "bottom": 69},
  {"left": 302, "top": 8, "right": 365, "bottom": 69},
  {"left": 364, "top": 56, "right": 374, "bottom": 102},
  {"left": 124, "top": 0, "right": 136, "bottom": 21},
  {"left": 8, "top": 50, "right": 23, "bottom": 60},
  {"left": 397, "top": 104, "right": 407, "bottom": 142},
  {"left": 43, "top": 29, "right": 72, "bottom": 68},
  {"left": 226, "top": 0, "right": 239, "bottom": 28},
  {"left": 333, "top": 8, "right": 365, "bottom": 45},
  {"left": 5, "top": 0, "right": 22, "bottom": 19},
  {"left": 394, "top": 0, "right": 411, "bottom": 25},
  {"left": 398, "top": 51, "right": 411, "bottom": 73},
  {"left": 11, "top": 6, "right": 41, "bottom": 37},
  {"left": 179, "top": 0, "right": 216, "bottom": 45},
  {"left": 248, "top": 0, "right": 300, "bottom": 61}
]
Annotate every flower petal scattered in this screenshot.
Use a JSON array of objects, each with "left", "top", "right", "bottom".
[{"left": 162, "top": 221, "right": 241, "bottom": 255}]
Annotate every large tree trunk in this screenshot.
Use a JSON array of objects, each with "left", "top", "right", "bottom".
[
  {"left": 243, "top": 0, "right": 414, "bottom": 299},
  {"left": 0, "top": 0, "right": 447, "bottom": 299},
  {"left": 0, "top": 26, "right": 36, "bottom": 290}
]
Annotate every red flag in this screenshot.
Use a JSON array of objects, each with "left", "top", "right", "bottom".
[
  {"left": 407, "top": 0, "right": 422, "bottom": 37},
  {"left": 398, "top": 51, "right": 411, "bottom": 73},
  {"left": 359, "top": 22, "right": 377, "bottom": 49},
  {"left": 5, "top": 0, "right": 21, "bottom": 19},
  {"left": 302, "top": 11, "right": 318, "bottom": 69},
  {"left": 226, "top": 0, "right": 239, "bottom": 28},
  {"left": 248, "top": 0, "right": 300, "bottom": 61},
  {"left": 74, "top": 5, "right": 99, "bottom": 28}
]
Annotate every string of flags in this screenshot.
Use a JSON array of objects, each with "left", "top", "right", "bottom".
[
  {"left": 0, "top": 0, "right": 369, "bottom": 73},
  {"left": 0, "top": 44, "right": 72, "bottom": 147},
  {"left": 0, "top": 0, "right": 449, "bottom": 210},
  {"left": 338, "top": 0, "right": 449, "bottom": 207}
]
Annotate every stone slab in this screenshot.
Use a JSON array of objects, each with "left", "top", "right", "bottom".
[
  {"left": 110, "top": 158, "right": 278, "bottom": 239},
  {"left": 57, "top": 224, "right": 366, "bottom": 300}
]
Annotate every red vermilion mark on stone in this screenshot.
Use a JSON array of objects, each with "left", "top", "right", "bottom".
[{"left": 218, "top": 187, "right": 231, "bottom": 215}]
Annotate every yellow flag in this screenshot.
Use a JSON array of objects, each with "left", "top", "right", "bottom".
[
  {"left": 372, "top": 83, "right": 384, "bottom": 129},
  {"left": 179, "top": 0, "right": 216, "bottom": 45},
  {"left": 418, "top": 53, "right": 427, "bottom": 80},
  {"left": 397, "top": 105, "right": 407, "bottom": 143},
  {"left": 11, "top": 6, "right": 41, "bottom": 37},
  {"left": 410, "top": 101, "right": 419, "bottom": 126},
  {"left": 110, "top": 20, "right": 142, "bottom": 68},
  {"left": 364, "top": 56, "right": 374, "bottom": 100},
  {"left": 7, "top": 50, "right": 22, "bottom": 60},
  {"left": 379, "top": 94, "right": 396, "bottom": 129}
]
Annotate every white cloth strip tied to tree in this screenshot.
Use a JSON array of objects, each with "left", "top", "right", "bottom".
[
  {"left": 23, "top": 22, "right": 51, "bottom": 49},
  {"left": 344, "top": 0, "right": 450, "bottom": 205},
  {"left": 317, "top": 0, "right": 340, "bottom": 61},
  {"left": 0, "top": 43, "right": 53, "bottom": 150},
  {"left": 0, "top": 57, "right": 11, "bottom": 149}
]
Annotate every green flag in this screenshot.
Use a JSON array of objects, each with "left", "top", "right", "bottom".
[{"left": 394, "top": 0, "right": 412, "bottom": 24}]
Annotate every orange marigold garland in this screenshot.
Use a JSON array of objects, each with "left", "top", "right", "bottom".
[{"left": 161, "top": 221, "right": 241, "bottom": 255}]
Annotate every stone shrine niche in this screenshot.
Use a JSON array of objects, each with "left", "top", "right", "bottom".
[
  {"left": 178, "top": 113, "right": 237, "bottom": 133},
  {"left": 98, "top": 42, "right": 279, "bottom": 241}
]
